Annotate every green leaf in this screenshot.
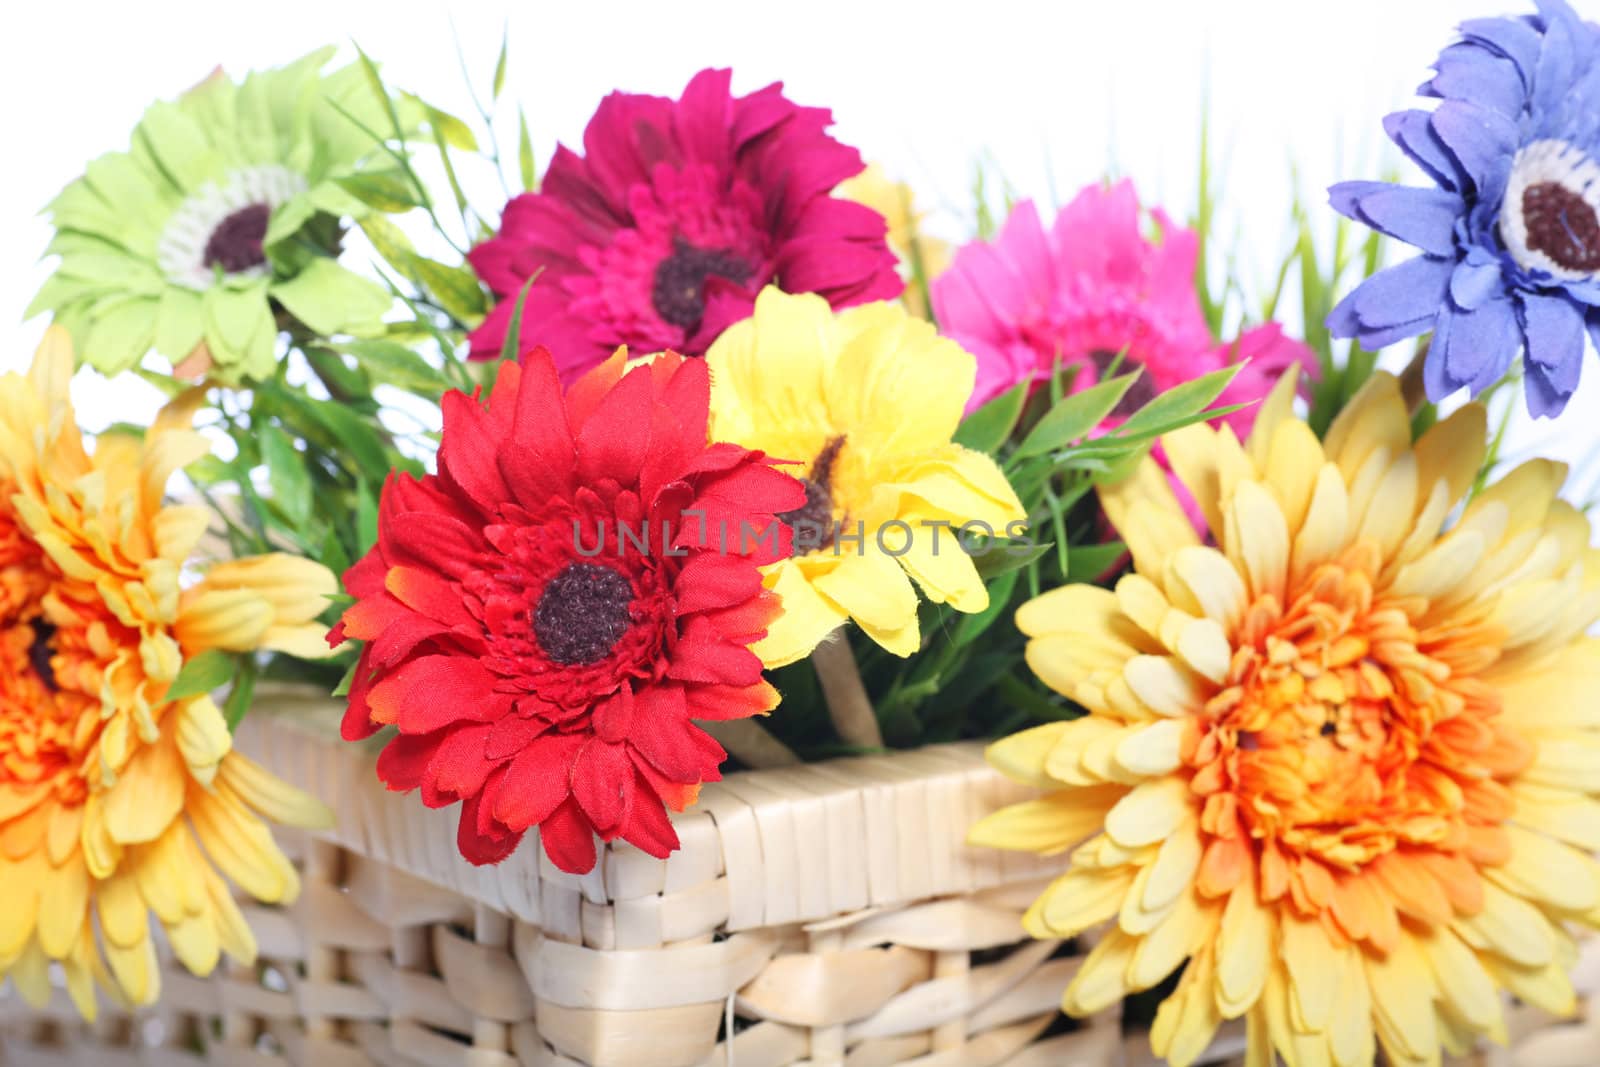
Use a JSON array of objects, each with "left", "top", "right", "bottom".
[
  {"left": 360, "top": 216, "right": 421, "bottom": 283},
  {"left": 1112, "top": 364, "right": 1242, "bottom": 441},
  {"left": 357, "top": 481, "right": 381, "bottom": 555},
  {"left": 342, "top": 339, "right": 449, "bottom": 395},
  {"left": 952, "top": 568, "right": 1022, "bottom": 649},
  {"left": 414, "top": 98, "right": 479, "bottom": 152},
  {"left": 1065, "top": 541, "right": 1127, "bottom": 583},
  {"left": 332, "top": 658, "right": 359, "bottom": 698},
  {"left": 335, "top": 171, "right": 419, "bottom": 213},
  {"left": 1014, "top": 373, "right": 1138, "bottom": 459},
  {"left": 186, "top": 453, "right": 231, "bottom": 487},
  {"left": 410, "top": 254, "right": 487, "bottom": 324},
  {"left": 517, "top": 106, "right": 537, "bottom": 191},
  {"left": 500, "top": 274, "right": 539, "bottom": 362},
  {"left": 222, "top": 656, "right": 259, "bottom": 731},
  {"left": 260, "top": 424, "right": 313, "bottom": 531},
  {"left": 954, "top": 379, "right": 1029, "bottom": 454},
  {"left": 432, "top": 125, "right": 471, "bottom": 217},
  {"left": 165, "top": 649, "right": 238, "bottom": 703},
  {"left": 972, "top": 540, "right": 1053, "bottom": 581},
  {"left": 493, "top": 32, "right": 509, "bottom": 100}
]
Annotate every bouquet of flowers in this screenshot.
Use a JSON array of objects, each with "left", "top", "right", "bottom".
[{"left": 12, "top": 2, "right": 1600, "bottom": 1064}]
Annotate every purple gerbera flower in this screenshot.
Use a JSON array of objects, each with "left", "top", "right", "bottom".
[{"left": 1328, "top": 0, "right": 1600, "bottom": 417}]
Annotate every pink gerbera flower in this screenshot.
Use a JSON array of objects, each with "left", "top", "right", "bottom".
[
  {"left": 467, "top": 68, "right": 903, "bottom": 378},
  {"left": 933, "top": 181, "right": 1313, "bottom": 432}
]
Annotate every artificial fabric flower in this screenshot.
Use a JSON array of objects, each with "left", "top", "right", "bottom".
[
  {"left": 465, "top": 68, "right": 903, "bottom": 377},
  {"left": 28, "top": 46, "right": 399, "bottom": 383},
  {"left": 334, "top": 347, "right": 803, "bottom": 874},
  {"left": 1329, "top": 0, "right": 1600, "bottom": 417},
  {"left": 973, "top": 368, "right": 1600, "bottom": 1066},
  {"left": 933, "top": 182, "right": 1313, "bottom": 419},
  {"left": 0, "top": 327, "right": 335, "bottom": 1016},
  {"left": 706, "top": 287, "right": 1026, "bottom": 666},
  {"left": 835, "top": 163, "right": 950, "bottom": 317}
]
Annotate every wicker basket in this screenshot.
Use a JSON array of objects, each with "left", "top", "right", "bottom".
[{"left": 3, "top": 692, "right": 1598, "bottom": 1067}]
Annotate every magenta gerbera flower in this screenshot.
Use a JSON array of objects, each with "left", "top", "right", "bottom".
[
  {"left": 466, "top": 68, "right": 903, "bottom": 377},
  {"left": 933, "top": 181, "right": 1313, "bottom": 432}
]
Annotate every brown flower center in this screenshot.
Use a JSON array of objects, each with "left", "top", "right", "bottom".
[
  {"left": 27, "top": 619, "right": 56, "bottom": 692},
  {"left": 533, "top": 563, "right": 635, "bottom": 666},
  {"left": 1521, "top": 181, "right": 1600, "bottom": 273},
  {"left": 203, "top": 202, "right": 272, "bottom": 274},
  {"left": 778, "top": 435, "right": 846, "bottom": 552},
  {"left": 651, "top": 237, "right": 753, "bottom": 329}
]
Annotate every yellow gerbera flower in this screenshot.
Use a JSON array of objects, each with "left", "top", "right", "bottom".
[
  {"left": 972, "top": 369, "right": 1600, "bottom": 1067},
  {"left": 707, "top": 287, "right": 1024, "bottom": 666},
  {"left": 0, "top": 327, "right": 335, "bottom": 1017},
  {"left": 836, "top": 163, "right": 950, "bottom": 318}
]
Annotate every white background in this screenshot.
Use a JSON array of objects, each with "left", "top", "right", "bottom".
[{"left": 4, "top": 0, "right": 1600, "bottom": 502}]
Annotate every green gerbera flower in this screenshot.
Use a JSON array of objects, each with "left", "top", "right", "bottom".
[{"left": 29, "top": 46, "right": 405, "bottom": 383}]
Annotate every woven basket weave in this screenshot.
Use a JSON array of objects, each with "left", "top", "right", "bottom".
[{"left": 2, "top": 691, "right": 1597, "bottom": 1066}]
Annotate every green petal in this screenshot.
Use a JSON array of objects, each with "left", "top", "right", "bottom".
[
  {"left": 82, "top": 299, "right": 159, "bottom": 375},
  {"left": 270, "top": 258, "right": 391, "bottom": 337},
  {"left": 134, "top": 100, "right": 220, "bottom": 193},
  {"left": 203, "top": 281, "right": 275, "bottom": 368},
  {"left": 154, "top": 288, "right": 205, "bottom": 364},
  {"left": 26, "top": 274, "right": 107, "bottom": 321}
]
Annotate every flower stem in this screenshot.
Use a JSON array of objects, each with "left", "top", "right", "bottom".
[
  {"left": 812, "top": 631, "right": 884, "bottom": 750},
  {"left": 699, "top": 719, "right": 800, "bottom": 768},
  {"left": 1399, "top": 340, "right": 1430, "bottom": 415}
]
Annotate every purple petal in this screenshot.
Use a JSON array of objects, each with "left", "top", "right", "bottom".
[
  {"left": 1441, "top": 295, "right": 1520, "bottom": 391},
  {"left": 1449, "top": 259, "right": 1507, "bottom": 310},
  {"left": 1459, "top": 16, "right": 1543, "bottom": 84},
  {"left": 1383, "top": 110, "right": 1465, "bottom": 193},
  {"left": 1533, "top": 4, "right": 1581, "bottom": 117},
  {"left": 1521, "top": 293, "right": 1585, "bottom": 401},
  {"left": 1328, "top": 285, "right": 1436, "bottom": 350},
  {"left": 1430, "top": 101, "right": 1518, "bottom": 199},
  {"left": 1423, "top": 43, "right": 1527, "bottom": 118},
  {"left": 1349, "top": 186, "right": 1464, "bottom": 257},
  {"left": 1351, "top": 254, "right": 1454, "bottom": 328},
  {"left": 1424, "top": 306, "right": 1462, "bottom": 401},
  {"left": 1524, "top": 359, "right": 1571, "bottom": 417}
]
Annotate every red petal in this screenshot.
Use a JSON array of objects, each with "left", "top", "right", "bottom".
[
  {"left": 667, "top": 618, "right": 766, "bottom": 686},
  {"left": 630, "top": 685, "right": 725, "bottom": 782},
  {"left": 672, "top": 554, "right": 763, "bottom": 615},
  {"left": 375, "top": 732, "right": 439, "bottom": 791},
  {"left": 661, "top": 354, "right": 710, "bottom": 445},
  {"left": 385, "top": 566, "right": 474, "bottom": 630},
  {"left": 565, "top": 349, "right": 628, "bottom": 433},
  {"left": 368, "top": 654, "right": 511, "bottom": 734},
  {"left": 342, "top": 546, "right": 389, "bottom": 600},
  {"left": 592, "top": 685, "right": 635, "bottom": 743},
  {"left": 486, "top": 714, "right": 549, "bottom": 761},
  {"left": 616, "top": 769, "right": 681, "bottom": 859},
  {"left": 576, "top": 362, "right": 654, "bottom": 486},
  {"left": 340, "top": 649, "right": 382, "bottom": 741},
  {"left": 381, "top": 511, "right": 485, "bottom": 582},
  {"left": 503, "top": 346, "right": 577, "bottom": 505},
  {"left": 493, "top": 732, "right": 585, "bottom": 830},
  {"left": 539, "top": 796, "right": 599, "bottom": 874},
  {"left": 458, "top": 780, "right": 523, "bottom": 866},
  {"left": 422, "top": 723, "right": 499, "bottom": 806},
  {"left": 438, "top": 388, "right": 512, "bottom": 510},
  {"left": 683, "top": 680, "right": 781, "bottom": 722},
  {"left": 572, "top": 740, "right": 633, "bottom": 833}
]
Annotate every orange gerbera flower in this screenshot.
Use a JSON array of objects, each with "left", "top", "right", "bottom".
[
  {"left": 0, "top": 328, "right": 334, "bottom": 1016},
  {"left": 972, "top": 370, "right": 1600, "bottom": 1066}
]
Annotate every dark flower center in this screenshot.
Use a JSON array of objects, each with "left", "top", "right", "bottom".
[
  {"left": 778, "top": 435, "right": 845, "bottom": 552},
  {"left": 203, "top": 202, "right": 273, "bottom": 274},
  {"left": 1088, "top": 350, "right": 1157, "bottom": 417},
  {"left": 28, "top": 619, "right": 57, "bottom": 692},
  {"left": 1521, "top": 182, "right": 1600, "bottom": 273},
  {"left": 533, "top": 563, "right": 635, "bottom": 666},
  {"left": 651, "top": 237, "right": 753, "bottom": 330}
]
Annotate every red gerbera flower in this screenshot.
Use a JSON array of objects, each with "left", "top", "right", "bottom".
[
  {"left": 332, "top": 348, "right": 804, "bottom": 873},
  {"left": 465, "top": 68, "right": 903, "bottom": 378}
]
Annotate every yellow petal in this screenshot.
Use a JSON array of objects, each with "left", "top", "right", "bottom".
[
  {"left": 1151, "top": 943, "right": 1224, "bottom": 1067},
  {"left": 1062, "top": 926, "right": 1140, "bottom": 1015},
  {"left": 1323, "top": 371, "right": 1409, "bottom": 487},
  {"left": 1420, "top": 927, "right": 1501, "bottom": 1033},
  {"left": 103, "top": 734, "right": 184, "bottom": 845},
  {"left": 1483, "top": 825, "right": 1600, "bottom": 913},
  {"left": 167, "top": 909, "right": 222, "bottom": 977},
  {"left": 187, "top": 784, "right": 299, "bottom": 903},
  {"left": 261, "top": 622, "right": 336, "bottom": 659},
  {"left": 1215, "top": 872, "right": 1272, "bottom": 1018},
  {"left": 1166, "top": 546, "right": 1246, "bottom": 633},
  {"left": 1124, "top": 654, "right": 1207, "bottom": 717},
  {"left": 174, "top": 587, "right": 274, "bottom": 654},
  {"left": 1289, "top": 464, "right": 1350, "bottom": 582},
  {"left": 1105, "top": 777, "right": 1192, "bottom": 848},
  {"left": 810, "top": 547, "right": 920, "bottom": 651},
  {"left": 1144, "top": 823, "right": 1203, "bottom": 914},
  {"left": 1262, "top": 418, "right": 1324, "bottom": 536},
  {"left": 1280, "top": 910, "right": 1338, "bottom": 1033},
  {"left": 1114, "top": 717, "right": 1187, "bottom": 777},
  {"left": 0, "top": 852, "right": 43, "bottom": 958},
  {"left": 1099, "top": 458, "right": 1201, "bottom": 589},
  {"left": 984, "top": 721, "right": 1073, "bottom": 788},
  {"left": 1454, "top": 881, "right": 1554, "bottom": 968},
  {"left": 9, "top": 938, "right": 51, "bottom": 1008},
  {"left": 1412, "top": 403, "right": 1487, "bottom": 511},
  {"left": 1330, "top": 944, "right": 1377, "bottom": 1067},
  {"left": 1016, "top": 583, "right": 1123, "bottom": 640},
  {"left": 1225, "top": 480, "right": 1289, "bottom": 602},
  {"left": 1028, "top": 863, "right": 1138, "bottom": 939},
  {"left": 753, "top": 560, "right": 848, "bottom": 669},
  {"left": 104, "top": 932, "right": 160, "bottom": 1006},
  {"left": 893, "top": 510, "right": 990, "bottom": 613},
  {"left": 37, "top": 852, "right": 89, "bottom": 959},
  {"left": 967, "top": 784, "right": 1124, "bottom": 855},
  {"left": 177, "top": 695, "right": 233, "bottom": 786},
  {"left": 1044, "top": 716, "right": 1134, "bottom": 784},
  {"left": 1365, "top": 934, "right": 1439, "bottom": 1063},
  {"left": 1129, "top": 889, "right": 1213, "bottom": 990},
  {"left": 194, "top": 553, "right": 337, "bottom": 624}
]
